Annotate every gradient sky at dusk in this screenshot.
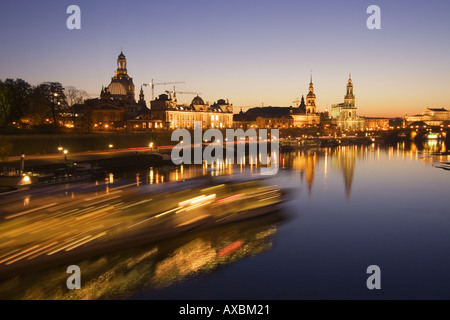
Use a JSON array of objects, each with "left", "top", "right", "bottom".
[{"left": 1, "top": 0, "right": 449, "bottom": 117}]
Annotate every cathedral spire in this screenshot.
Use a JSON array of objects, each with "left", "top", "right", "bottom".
[
  {"left": 139, "top": 85, "right": 145, "bottom": 106},
  {"left": 344, "top": 74, "right": 355, "bottom": 107},
  {"left": 308, "top": 71, "right": 315, "bottom": 94},
  {"left": 299, "top": 95, "right": 306, "bottom": 113}
]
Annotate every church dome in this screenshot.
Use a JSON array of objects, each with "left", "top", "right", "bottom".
[
  {"left": 118, "top": 51, "right": 126, "bottom": 59},
  {"left": 107, "top": 81, "right": 127, "bottom": 96},
  {"left": 191, "top": 95, "right": 205, "bottom": 105}
]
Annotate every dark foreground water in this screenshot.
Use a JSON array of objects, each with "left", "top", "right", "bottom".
[{"left": 1, "top": 141, "right": 449, "bottom": 299}]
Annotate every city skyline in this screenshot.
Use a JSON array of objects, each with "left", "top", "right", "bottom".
[
  {"left": 1, "top": 0, "right": 450, "bottom": 303},
  {"left": 1, "top": 0, "right": 449, "bottom": 117}
]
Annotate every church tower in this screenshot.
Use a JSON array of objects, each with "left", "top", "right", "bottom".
[
  {"left": 116, "top": 51, "right": 127, "bottom": 76},
  {"left": 344, "top": 74, "right": 355, "bottom": 108},
  {"left": 138, "top": 85, "right": 146, "bottom": 107},
  {"left": 298, "top": 95, "right": 306, "bottom": 113},
  {"left": 107, "top": 51, "right": 136, "bottom": 102},
  {"left": 306, "top": 73, "right": 316, "bottom": 114}
]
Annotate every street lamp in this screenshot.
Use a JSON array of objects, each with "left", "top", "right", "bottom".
[
  {"left": 63, "top": 149, "right": 68, "bottom": 162},
  {"left": 20, "top": 152, "right": 25, "bottom": 174},
  {"left": 149, "top": 142, "right": 154, "bottom": 149},
  {"left": 108, "top": 144, "right": 113, "bottom": 149}
]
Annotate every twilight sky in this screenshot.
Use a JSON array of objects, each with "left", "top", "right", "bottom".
[{"left": 1, "top": 0, "right": 449, "bottom": 117}]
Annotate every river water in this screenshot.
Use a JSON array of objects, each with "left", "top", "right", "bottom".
[{"left": 1, "top": 141, "right": 449, "bottom": 300}]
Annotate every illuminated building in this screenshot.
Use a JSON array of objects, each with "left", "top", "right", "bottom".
[
  {"left": 106, "top": 51, "right": 136, "bottom": 103},
  {"left": 364, "top": 117, "right": 390, "bottom": 130},
  {"left": 76, "top": 52, "right": 148, "bottom": 131},
  {"left": 150, "top": 94, "right": 233, "bottom": 130},
  {"left": 404, "top": 107, "right": 450, "bottom": 126},
  {"left": 232, "top": 109, "right": 254, "bottom": 129},
  {"left": 231, "top": 76, "right": 323, "bottom": 129},
  {"left": 233, "top": 107, "right": 293, "bottom": 129},
  {"left": 291, "top": 76, "right": 321, "bottom": 127},
  {"left": 255, "top": 115, "right": 294, "bottom": 128},
  {"left": 306, "top": 75, "right": 317, "bottom": 114},
  {"left": 330, "top": 74, "right": 365, "bottom": 131}
]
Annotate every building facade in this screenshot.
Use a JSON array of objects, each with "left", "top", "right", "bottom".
[
  {"left": 404, "top": 107, "right": 450, "bottom": 126},
  {"left": 107, "top": 51, "right": 136, "bottom": 103},
  {"left": 256, "top": 115, "right": 294, "bottom": 128},
  {"left": 364, "top": 117, "right": 390, "bottom": 130},
  {"left": 150, "top": 94, "right": 233, "bottom": 130},
  {"left": 306, "top": 76, "right": 317, "bottom": 114},
  {"left": 330, "top": 75, "right": 365, "bottom": 131},
  {"left": 77, "top": 52, "right": 148, "bottom": 131},
  {"left": 291, "top": 76, "right": 321, "bottom": 127}
]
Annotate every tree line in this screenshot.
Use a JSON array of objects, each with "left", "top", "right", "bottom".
[{"left": 0, "top": 78, "right": 88, "bottom": 128}]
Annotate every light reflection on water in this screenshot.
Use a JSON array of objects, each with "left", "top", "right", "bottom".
[
  {"left": 1, "top": 140, "right": 449, "bottom": 299},
  {"left": 108, "top": 140, "right": 449, "bottom": 204},
  {"left": 135, "top": 140, "right": 450, "bottom": 299},
  {"left": 0, "top": 212, "right": 282, "bottom": 300}
]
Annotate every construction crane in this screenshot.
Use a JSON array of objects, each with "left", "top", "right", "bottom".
[
  {"left": 165, "top": 86, "right": 201, "bottom": 100},
  {"left": 143, "top": 79, "right": 185, "bottom": 100}
]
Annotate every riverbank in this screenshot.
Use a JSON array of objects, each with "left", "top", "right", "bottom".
[
  {"left": 0, "top": 131, "right": 174, "bottom": 157},
  {"left": 0, "top": 148, "right": 169, "bottom": 191}
]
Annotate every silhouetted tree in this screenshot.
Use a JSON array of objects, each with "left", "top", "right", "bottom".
[
  {"left": 34, "top": 82, "right": 67, "bottom": 127},
  {"left": 0, "top": 78, "right": 32, "bottom": 127},
  {"left": 65, "top": 86, "right": 88, "bottom": 126},
  {"left": 23, "top": 87, "right": 51, "bottom": 126}
]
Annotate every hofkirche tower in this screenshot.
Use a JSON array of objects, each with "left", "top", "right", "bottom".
[
  {"left": 329, "top": 74, "right": 364, "bottom": 130},
  {"left": 106, "top": 51, "right": 136, "bottom": 103},
  {"left": 344, "top": 73, "right": 355, "bottom": 108}
]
